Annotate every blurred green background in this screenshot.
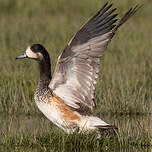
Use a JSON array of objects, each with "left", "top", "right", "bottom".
[{"left": 0, "top": 0, "right": 152, "bottom": 151}]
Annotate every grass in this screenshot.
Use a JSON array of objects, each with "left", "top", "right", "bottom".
[{"left": 0, "top": 0, "right": 152, "bottom": 151}]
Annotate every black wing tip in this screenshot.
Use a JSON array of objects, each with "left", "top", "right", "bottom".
[
  {"left": 129, "top": 4, "right": 143, "bottom": 15},
  {"left": 103, "top": 2, "right": 109, "bottom": 8},
  {"left": 99, "top": 2, "right": 113, "bottom": 13},
  {"left": 134, "top": 4, "right": 144, "bottom": 10},
  {"left": 112, "top": 3, "right": 142, "bottom": 32},
  {"left": 102, "top": 2, "right": 113, "bottom": 8},
  {"left": 126, "top": 4, "right": 143, "bottom": 20},
  {"left": 105, "top": 3, "right": 113, "bottom": 11},
  {"left": 97, "top": 124, "right": 118, "bottom": 129},
  {"left": 126, "top": 4, "right": 143, "bottom": 17}
]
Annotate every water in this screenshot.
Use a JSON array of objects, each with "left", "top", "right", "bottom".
[{"left": 0, "top": 113, "right": 152, "bottom": 151}]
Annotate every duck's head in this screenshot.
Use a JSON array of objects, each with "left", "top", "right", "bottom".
[{"left": 16, "top": 44, "right": 50, "bottom": 62}]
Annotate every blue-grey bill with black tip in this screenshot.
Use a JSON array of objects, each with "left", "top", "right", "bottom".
[{"left": 16, "top": 52, "right": 27, "bottom": 59}]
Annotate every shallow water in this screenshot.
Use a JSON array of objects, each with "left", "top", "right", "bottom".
[{"left": 0, "top": 113, "right": 152, "bottom": 151}]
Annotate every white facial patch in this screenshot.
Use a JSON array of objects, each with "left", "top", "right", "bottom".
[{"left": 25, "top": 46, "right": 38, "bottom": 59}]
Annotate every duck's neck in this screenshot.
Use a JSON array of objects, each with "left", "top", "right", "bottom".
[{"left": 38, "top": 59, "right": 51, "bottom": 90}]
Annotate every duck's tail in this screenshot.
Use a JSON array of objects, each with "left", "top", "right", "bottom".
[{"left": 79, "top": 116, "right": 117, "bottom": 131}]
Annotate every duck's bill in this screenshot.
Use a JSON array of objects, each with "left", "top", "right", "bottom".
[{"left": 16, "top": 52, "right": 27, "bottom": 59}]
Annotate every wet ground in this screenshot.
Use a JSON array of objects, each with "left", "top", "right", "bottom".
[{"left": 0, "top": 113, "right": 152, "bottom": 151}]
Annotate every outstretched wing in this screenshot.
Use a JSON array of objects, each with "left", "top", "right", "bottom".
[{"left": 49, "top": 3, "right": 140, "bottom": 114}]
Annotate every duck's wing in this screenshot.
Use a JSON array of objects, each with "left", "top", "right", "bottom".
[{"left": 49, "top": 3, "right": 141, "bottom": 113}]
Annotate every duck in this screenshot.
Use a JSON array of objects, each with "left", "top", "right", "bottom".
[{"left": 16, "top": 3, "right": 141, "bottom": 135}]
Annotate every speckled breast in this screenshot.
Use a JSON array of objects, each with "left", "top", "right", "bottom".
[{"left": 35, "top": 91, "right": 81, "bottom": 132}]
